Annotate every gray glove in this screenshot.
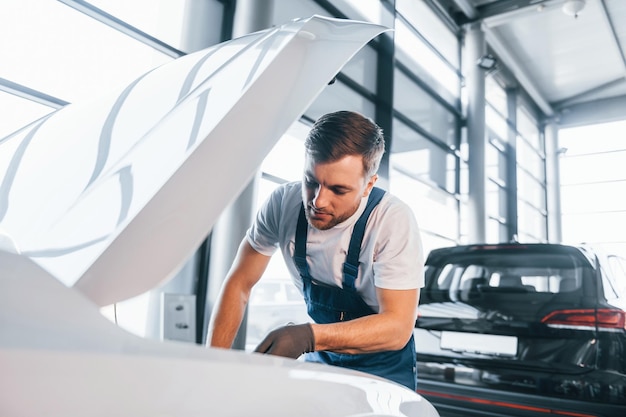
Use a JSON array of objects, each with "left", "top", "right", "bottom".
[{"left": 254, "top": 323, "right": 315, "bottom": 359}]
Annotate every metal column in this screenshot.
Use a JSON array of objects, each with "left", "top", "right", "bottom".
[
  {"left": 506, "top": 87, "right": 519, "bottom": 242},
  {"left": 465, "top": 23, "right": 487, "bottom": 244},
  {"left": 544, "top": 122, "right": 563, "bottom": 243}
]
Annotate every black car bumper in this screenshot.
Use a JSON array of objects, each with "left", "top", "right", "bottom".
[{"left": 417, "top": 379, "right": 626, "bottom": 417}]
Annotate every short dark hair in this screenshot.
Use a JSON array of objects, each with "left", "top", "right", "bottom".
[{"left": 304, "top": 111, "right": 385, "bottom": 177}]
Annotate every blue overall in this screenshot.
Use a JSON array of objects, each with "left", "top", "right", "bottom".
[{"left": 294, "top": 187, "right": 417, "bottom": 390}]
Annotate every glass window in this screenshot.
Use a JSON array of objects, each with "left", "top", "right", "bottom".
[
  {"left": 458, "top": 198, "right": 469, "bottom": 244},
  {"left": 486, "top": 138, "right": 507, "bottom": 184},
  {"left": 561, "top": 181, "right": 626, "bottom": 213},
  {"left": 341, "top": 45, "right": 379, "bottom": 94},
  {"left": 517, "top": 169, "right": 546, "bottom": 210},
  {"left": 560, "top": 120, "right": 626, "bottom": 155},
  {"left": 486, "top": 179, "right": 507, "bottom": 221},
  {"left": 518, "top": 201, "right": 547, "bottom": 242},
  {"left": 305, "top": 79, "right": 376, "bottom": 122},
  {"left": 485, "top": 105, "right": 508, "bottom": 139},
  {"left": 391, "top": 118, "right": 456, "bottom": 193},
  {"left": 486, "top": 75, "right": 508, "bottom": 117},
  {"left": 394, "top": 69, "right": 457, "bottom": 147},
  {"left": 560, "top": 150, "right": 626, "bottom": 184},
  {"left": 394, "top": 19, "right": 459, "bottom": 99},
  {"left": 424, "top": 255, "right": 587, "bottom": 295},
  {"left": 0, "top": 0, "right": 172, "bottom": 104},
  {"left": 458, "top": 157, "right": 468, "bottom": 194},
  {"left": 87, "top": 0, "right": 195, "bottom": 50},
  {"left": 274, "top": 1, "right": 380, "bottom": 93},
  {"left": 422, "top": 233, "right": 457, "bottom": 255},
  {"left": 486, "top": 135, "right": 511, "bottom": 243},
  {"left": 562, "top": 212, "right": 626, "bottom": 245},
  {"left": 260, "top": 121, "right": 308, "bottom": 183},
  {"left": 486, "top": 217, "right": 508, "bottom": 244},
  {"left": 334, "top": 0, "right": 394, "bottom": 26},
  {"left": 513, "top": 105, "right": 545, "bottom": 244},
  {"left": 517, "top": 136, "right": 545, "bottom": 182},
  {"left": 390, "top": 166, "right": 459, "bottom": 247},
  {"left": 257, "top": 119, "right": 312, "bottom": 204},
  {"left": 517, "top": 106, "right": 541, "bottom": 149},
  {"left": 559, "top": 121, "right": 626, "bottom": 260},
  {"left": 272, "top": 0, "right": 330, "bottom": 25},
  {"left": 396, "top": 0, "right": 459, "bottom": 68}
]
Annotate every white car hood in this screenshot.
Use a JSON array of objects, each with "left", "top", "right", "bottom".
[
  {"left": 0, "top": 15, "right": 383, "bottom": 306},
  {"left": 0, "top": 15, "right": 439, "bottom": 417},
  {"left": 1, "top": 250, "right": 438, "bottom": 417}
]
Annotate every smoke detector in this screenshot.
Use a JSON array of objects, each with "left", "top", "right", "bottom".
[{"left": 562, "top": 0, "right": 586, "bottom": 18}]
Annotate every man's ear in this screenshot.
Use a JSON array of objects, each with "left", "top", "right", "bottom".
[{"left": 363, "top": 174, "right": 378, "bottom": 197}]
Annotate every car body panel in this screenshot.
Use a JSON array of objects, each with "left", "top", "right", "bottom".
[
  {"left": 0, "top": 15, "right": 439, "bottom": 417},
  {"left": 0, "top": 251, "right": 438, "bottom": 416},
  {"left": 415, "top": 243, "right": 626, "bottom": 416}
]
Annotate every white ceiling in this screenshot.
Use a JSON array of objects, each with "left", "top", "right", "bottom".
[{"left": 436, "top": 0, "right": 626, "bottom": 126}]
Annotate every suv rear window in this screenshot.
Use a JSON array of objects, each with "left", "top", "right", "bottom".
[{"left": 425, "top": 253, "right": 586, "bottom": 295}]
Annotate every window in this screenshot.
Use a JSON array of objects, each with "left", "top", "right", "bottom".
[{"left": 559, "top": 121, "right": 626, "bottom": 257}]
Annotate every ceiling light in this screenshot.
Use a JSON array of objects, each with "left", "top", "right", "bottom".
[
  {"left": 477, "top": 54, "right": 497, "bottom": 71},
  {"left": 562, "top": 0, "right": 585, "bottom": 18}
]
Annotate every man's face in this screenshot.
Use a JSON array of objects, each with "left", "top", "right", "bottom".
[{"left": 302, "top": 154, "right": 377, "bottom": 230}]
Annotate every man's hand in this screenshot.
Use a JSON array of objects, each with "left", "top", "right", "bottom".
[{"left": 254, "top": 323, "right": 315, "bottom": 359}]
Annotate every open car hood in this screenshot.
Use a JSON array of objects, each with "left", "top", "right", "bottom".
[
  {"left": 0, "top": 15, "right": 440, "bottom": 417},
  {"left": 0, "top": 15, "right": 385, "bottom": 306}
]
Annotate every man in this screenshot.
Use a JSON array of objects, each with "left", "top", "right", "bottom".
[{"left": 208, "top": 110, "right": 424, "bottom": 390}]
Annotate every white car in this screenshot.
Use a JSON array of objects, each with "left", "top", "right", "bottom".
[{"left": 0, "top": 15, "right": 440, "bottom": 417}]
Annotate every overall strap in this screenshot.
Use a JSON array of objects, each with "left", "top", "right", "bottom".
[
  {"left": 342, "top": 187, "right": 386, "bottom": 290},
  {"left": 294, "top": 204, "right": 309, "bottom": 277}
]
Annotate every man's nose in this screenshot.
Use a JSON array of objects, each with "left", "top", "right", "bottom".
[{"left": 312, "top": 187, "right": 330, "bottom": 208}]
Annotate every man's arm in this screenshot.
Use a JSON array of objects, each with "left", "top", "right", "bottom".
[
  {"left": 207, "top": 239, "right": 271, "bottom": 348},
  {"left": 255, "top": 286, "right": 419, "bottom": 357},
  {"left": 312, "top": 287, "right": 419, "bottom": 354}
]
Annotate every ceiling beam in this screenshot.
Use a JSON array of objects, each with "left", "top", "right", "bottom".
[
  {"left": 483, "top": 26, "right": 554, "bottom": 116},
  {"left": 556, "top": 94, "right": 626, "bottom": 128},
  {"left": 482, "top": 0, "right": 564, "bottom": 28},
  {"left": 469, "top": 0, "right": 558, "bottom": 25},
  {"left": 599, "top": 0, "right": 626, "bottom": 71},
  {"left": 554, "top": 76, "right": 626, "bottom": 109},
  {"left": 448, "top": 0, "right": 479, "bottom": 20}
]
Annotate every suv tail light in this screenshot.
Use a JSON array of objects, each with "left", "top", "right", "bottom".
[{"left": 542, "top": 308, "right": 626, "bottom": 331}]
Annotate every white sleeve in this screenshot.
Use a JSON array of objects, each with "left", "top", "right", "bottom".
[
  {"left": 372, "top": 196, "right": 425, "bottom": 290},
  {"left": 245, "top": 186, "right": 284, "bottom": 257}
]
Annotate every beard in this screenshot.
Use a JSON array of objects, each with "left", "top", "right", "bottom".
[{"left": 304, "top": 201, "right": 361, "bottom": 231}]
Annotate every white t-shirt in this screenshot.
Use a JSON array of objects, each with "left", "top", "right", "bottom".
[{"left": 246, "top": 181, "right": 424, "bottom": 311}]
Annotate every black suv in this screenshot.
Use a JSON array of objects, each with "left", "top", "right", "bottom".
[{"left": 414, "top": 243, "right": 626, "bottom": 417}]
